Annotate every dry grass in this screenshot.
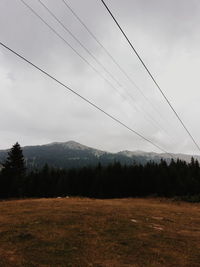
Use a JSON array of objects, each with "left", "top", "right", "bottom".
[{"left": 0, "top": 197, "right": 200, "bottom": 267}]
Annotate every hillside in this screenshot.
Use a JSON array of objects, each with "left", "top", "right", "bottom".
[
  {"left": 0, "top": 197, "right": 199, "bottom": 266},
  {"left": 0, "top": 140, "right": 198, "bottom": 169}
]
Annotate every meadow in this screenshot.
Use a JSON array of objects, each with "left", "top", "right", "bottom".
[{"left": 0, "top": 197, "right": 200, "bottom": 267}]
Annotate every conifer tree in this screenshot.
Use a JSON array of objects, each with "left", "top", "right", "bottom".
[{"left": 2, "top": 142, "right": 26, "bottom": 196}]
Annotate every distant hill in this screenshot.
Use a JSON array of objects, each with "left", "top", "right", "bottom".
[{"left": 0, "top": 141, "right": 198, "bottom": 169}]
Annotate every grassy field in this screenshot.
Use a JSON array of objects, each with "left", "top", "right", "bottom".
[{"left": 0, "top": 198, "right": 200, "bottom": 267}]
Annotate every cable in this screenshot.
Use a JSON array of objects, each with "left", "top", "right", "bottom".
[
  {"left": 37, "top": 0, "right": 122, "bottom": 88},
  {"left": 0, "top": 41, "right": 173, "bottom": 157},
  {"left": 18, "top": 0, "right": 127, "bottom": 105},
  {"left": 99, "top": 0, "right": 200, "bottom": 152},
  {"left": 61, "top": 0, "right": 178, "bottom": 141},
  {"left": 37, "top": 0, "right": 175, "bottom": 139},
  {"left": 61, "top": 1, "right": 164, "bottom": 117},
  {"left": 19, "top": 0, "right": 173, "bottom": 141}
]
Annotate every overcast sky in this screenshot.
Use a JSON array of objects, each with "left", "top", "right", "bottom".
[{"left": 0, "top": 0, "right": 200, "bottom": 154}]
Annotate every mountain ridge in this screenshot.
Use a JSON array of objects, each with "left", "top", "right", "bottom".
[{"left": 0, "top": 140, "right": 198, "bottom": 169}]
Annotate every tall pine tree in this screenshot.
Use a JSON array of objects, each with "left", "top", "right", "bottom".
[{"left": 2, "top": 142, "right": 26, "bottom": 197}]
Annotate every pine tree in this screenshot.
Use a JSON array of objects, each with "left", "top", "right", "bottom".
[{"left": 2, "top": 142, "right": 26, "bottom": 197}]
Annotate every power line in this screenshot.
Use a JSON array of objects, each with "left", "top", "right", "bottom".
[
  {"left": 36, "top": 0, "right": 174, "bottom": 140},
  {"left": 99, "top": 0, "right": 200, "bottom": 152},
  {"left": 62, "top": 0, "right": 170, "bottom": 127},
  {"left": 19, "top": 0, "right": 173, "bottom": 141},
  {"left": 61, "top": 0, "right": 178, "bottom": 142},
  {"left": 37, "top": 0, "right": 122, "bottom": 88},
  {"left": 18, "top": 0, "right": 127, "bottom": 105},
  {"left": 0, "top": 41, "right": 173, "bottom": 156}
]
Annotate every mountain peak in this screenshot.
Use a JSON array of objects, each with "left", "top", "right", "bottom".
[
  {"left": 62, "top": 141, "right": 90, "bottom": 150},
  {"left": 45, "top": 140, "right": 90, "bottom": 150}
]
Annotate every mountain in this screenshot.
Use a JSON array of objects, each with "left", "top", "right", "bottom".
[
  {"left": 118, "top": 150, "right": 200, "bottom": 163},
  {"left": 0, "top": 141, "right": 198, "bottom": 170},
  {"left": 0, "top": 141, "right": 115, "bottom": 170}
]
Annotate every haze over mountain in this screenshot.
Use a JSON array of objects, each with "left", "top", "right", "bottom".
[{"left": 0, "top": 141, "right": 198, "bottom": 170}]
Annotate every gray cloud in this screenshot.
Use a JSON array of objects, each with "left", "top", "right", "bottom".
[{"left": 0, "top": 0, "right": 200, "bottom": 154}]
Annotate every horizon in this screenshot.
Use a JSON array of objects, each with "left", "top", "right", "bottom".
[{"left": 0, "top": 139, "right": 199, "bottom": 157}]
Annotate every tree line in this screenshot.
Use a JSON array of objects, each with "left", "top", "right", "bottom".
[{"left": 0, "top": 143, "right": 200, "bottom": 201}]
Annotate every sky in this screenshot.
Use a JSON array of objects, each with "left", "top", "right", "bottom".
[{"left": 0, "top": 0, "right": 200, "bottom": 154}]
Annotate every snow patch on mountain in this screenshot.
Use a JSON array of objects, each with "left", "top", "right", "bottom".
[{"left": 45, "top": 141, "right": 106, "bottom": 157}]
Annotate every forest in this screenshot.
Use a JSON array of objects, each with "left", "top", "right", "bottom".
[{"left": 0, "top": 143, "right": 200, "bottom": 201}]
